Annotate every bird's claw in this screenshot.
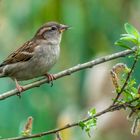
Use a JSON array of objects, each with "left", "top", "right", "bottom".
[
  {"left": 16, "top": 84, "right": 24, "bottom": 98},
  {"left": 45, "top": 73, "right": 56, "bottom": 87},
  {"left": 14, "top": 78, "right": 24, "bottom": 98}
]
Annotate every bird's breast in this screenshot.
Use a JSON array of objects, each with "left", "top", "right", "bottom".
[
  {"left": 34, "top": 44, "right": 60, "bottom": 71},
  {"left": 3, "top": 44, "right": 60, "bottom": 80}
]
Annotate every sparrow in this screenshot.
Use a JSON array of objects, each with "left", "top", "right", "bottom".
[{"left": 0, "top": 21, "right": 69, "bottom": 92}]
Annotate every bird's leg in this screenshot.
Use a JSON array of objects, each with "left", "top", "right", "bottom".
[
  {"left": 14, "top": 78, "right": 24, "bottom": 97},
  {"left": 45, "top": 73, "right": 56, "bottom": 87}
]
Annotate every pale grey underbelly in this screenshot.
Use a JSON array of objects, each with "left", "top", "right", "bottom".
[{"left": 3, "top": 45, "right": 60, "bottom": 80}]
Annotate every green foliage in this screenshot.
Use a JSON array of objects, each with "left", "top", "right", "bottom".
[
  {"left": 114, "top": 65, "right": 138, "bottom": 103},
  {"left": 115, "top": 23, "right": 140, "bottom": 49},
  {"left": 122, "top": 79, "right": 140, "bottom": 103},
  {"left": 21, "top": 130, "right": 31, "bottom": 137},
  {"left": 114, "top": 23, "right": 140, "bottom": 103},
  {"left": 1, "top": 0, "right": 140, "bottom": 139},
  {"left": 88, "top": 108, "right": 96, "bottom": 117},
  {"left": 79, "top": 108, "right": 97, "bottom": 137},
  {"left": 124, "top": 23, "right": 140, "bottom": 39},
  {"left": 113, "top": 23, "right": 140, "bottom": 135}
]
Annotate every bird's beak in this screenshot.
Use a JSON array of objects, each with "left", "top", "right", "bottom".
[{"left": 59, "top": 24, "right": 71, "bottom": 33}]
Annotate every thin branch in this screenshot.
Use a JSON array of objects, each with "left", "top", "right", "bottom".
[
  {"left": 112, "top": 53, "right": 138, "bottom": 105},
  {"left": 4, "top": 97, "right": 139, "bottom": 140},
  {"left": 0, "top": 47, "right": 137, "bottom": 101}
]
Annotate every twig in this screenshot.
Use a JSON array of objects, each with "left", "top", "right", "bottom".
[
  {"left": 56, "top": 132, "right": 62, "bottom": 140},
  {"left": 112, "top": 53, "right": 138, "bottom": 105},
  {"left": 3, "top": 97, "right": 139, "bottom": 140},
  {"left": 0, "top": 47, "right": 137, "bottom": 101}
]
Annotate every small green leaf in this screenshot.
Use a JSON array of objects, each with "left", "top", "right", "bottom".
[
  {"left": 79, "top": 117, "right": 97, "bottom": 137},
  {"left": 124, "top": 23, "right": 140, "bottom": 39},
  {"left": 129, "top": 79, "right": 136, "bottom": 87},
  {"left": 121, "top": 34, "right": 137, "bottom": 40},
  {"left": 123, "top": 90, "right": 133, "bottom": 102},
  {"left": 121, "top": 33, "right": 136, "bottom": 38},
  {"left": 131, "top": 87, "right": 137, "bottom": 93},
  {"left": 85, "top": 127, "right": 91, "bottom": 137},
  {"left": 115, "top": 40, "right": 132, "bottom": 50},
  {"left": 88, "top": 108, "right": 96, "bottom": 117},
  {"left": 116, "top": 87, "right": 121, "bottom": 93},
  {"left": 79, "top": 121, "right": 86, "bottom": 130},
  {"left": 138, "top": 37, "right": 140, "bottom": 45},
  {"left": 22, "top": 130, "right": 31, "bottom": 137},
  {"left": 124, "top": 67, "right": 131, "bottom": 74},
  {"left": 120, "top": 36, "right": 137, "bottom": 44}
]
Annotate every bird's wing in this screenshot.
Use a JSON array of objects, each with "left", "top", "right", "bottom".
[{"left": 0, "top": 39, "right": 38, "bottom": 67}]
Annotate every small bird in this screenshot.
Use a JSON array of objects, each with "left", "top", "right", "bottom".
[{"left": 0, "top": 21, "right": 69, "bottom": 92}]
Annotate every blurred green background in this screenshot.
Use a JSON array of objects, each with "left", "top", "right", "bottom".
[{"left": 0, "top": 0, "right": 140, "bottom": 140}]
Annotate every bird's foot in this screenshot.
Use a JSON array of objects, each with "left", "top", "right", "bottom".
[
  {"left": 16, "top": 85, "right": 24, "bottom": 98},
  {"left": 14, "top": 79, "right": 24, "bottom": 98},
  {"left": 45, "top": 73, "right": 56, "bottom": 87}
]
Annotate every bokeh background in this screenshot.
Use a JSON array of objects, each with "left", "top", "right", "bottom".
[{"left": 0, "top": 0, "right": 140, "bottom": 140}]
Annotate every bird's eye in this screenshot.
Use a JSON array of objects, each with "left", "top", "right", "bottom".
[{"left": 51, "top": 26, "right": 57, "bottom": 31}]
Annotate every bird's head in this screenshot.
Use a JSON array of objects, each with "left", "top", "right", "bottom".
[{"left": 35, "top": 21, "right": 70, "bottom": 43}]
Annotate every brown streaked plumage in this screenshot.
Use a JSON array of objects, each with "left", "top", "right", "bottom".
[
  {"left": 0, "top": 21, "right": 69, "bottom": 92},
  {"left": 0, "top": 40, "right": 37, "bottom": 66}
]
